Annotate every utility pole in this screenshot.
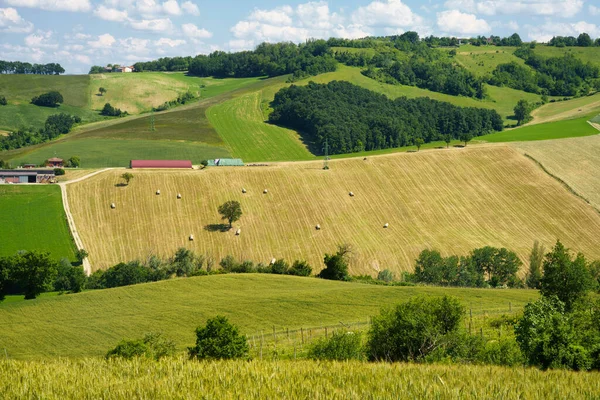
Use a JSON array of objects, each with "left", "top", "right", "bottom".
[{"left": 323, "top": 138, "right": 329, "bottom": 170}]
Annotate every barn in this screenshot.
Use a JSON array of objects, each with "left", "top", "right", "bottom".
[
  {"left": 130, "top": 160, "right": 193, "bottom": 169},
  {"left": 207, "top": 158, "right": 244, "bottom": 167},
  {"left": 0, "top": 169, "right": 56, "bottom": 183}
]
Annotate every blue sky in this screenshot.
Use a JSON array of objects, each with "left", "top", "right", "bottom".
[{"left": 1, "top": 0, "right": 599, "bottom": 73}]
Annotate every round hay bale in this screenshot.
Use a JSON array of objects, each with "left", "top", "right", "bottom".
[
  {"left": 363, "top": 157, "right": 367, "bottom": 161},
  {"left": 263, "top": 189, "right": 268, "bottom": 194},
  {"left": 156, "top": 190, "right": 161, "bottom": 195},
  {"left": 110, "top": 203, "right": 116, "bottom": 209},
  {"left": 383, "top": 223, "right": 389, "bottom": 228},
  {"left": 270, "top": 258, "right": 276, "bottom": 265},
  {"left": 235, "top": 228, "right": 241, "bottom": 236},
  {"left": 242, "top": 188, "right": 247, "bottom": 193},
  {"left": 315, "top": 224, "right": 321, "bottom": 230},
  {"left": 189, "top": 234, "right": 194, "bottom": 241},
  {"left": 177, "top": 193, "right": 182, "bottom": 199},
  {"left": 349, "top": 191, "right": 354, "bottom": 197}
]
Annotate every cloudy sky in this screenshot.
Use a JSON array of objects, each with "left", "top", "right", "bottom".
[{"left": 1, "top": 0, "right": 599, "bottom": 73}]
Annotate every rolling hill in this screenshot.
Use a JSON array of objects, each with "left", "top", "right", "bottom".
[
  {"left": 0, "top": 273, "right": 536, "bottom": 359},
  {"left": 66, "top": 146, "right": 600, "bottom": 273}
]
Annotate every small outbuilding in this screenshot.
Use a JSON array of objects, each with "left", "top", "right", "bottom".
[
  {"left": 207, "top": 158, "right": 244, "bottom": 167},
  {"left": 130, "top": 160, "right": 193, "bottom": 169},
  {"left": 46, "top": 158, "right": 64, "bottom": 168}
]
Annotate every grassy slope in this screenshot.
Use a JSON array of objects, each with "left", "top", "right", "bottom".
[
  {"left": 208, "top": 65, "right": 541, "bottom": 162},
  {"left": 477, "top": 113, "right": 599, "bottom": 142},
  {"left": 530, "top": 93, "right": 600, "bottom": 124},
  {"left": 533, "top": 44, "right": 600, "bottom": 66},
  {"left": 1, "top": 358, "right": 598, "bottom": 399},
  {"left": 0, "top": 185, "right": 76, "bottom": 260},
  {"left": 513, "top": 134, "right": 600, "bottom": 210},
  {"left": 0, "top": 74, "right": 102, "bottom": 130},
  {"left": 0, "top": 273, "right": 537, "bottom": 359},
  {"left": 452, "top": 46, "right": 527, "bottom": 77},
  {"left": 89, "top": 73, "right": 260, "bottom": 114},
  {"left": 67, "top": 146, "right": 600, "bottom": 273}
]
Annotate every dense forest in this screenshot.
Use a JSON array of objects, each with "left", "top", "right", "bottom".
[
  {"left": 0, "top": 61, "right": 65, "bottom": 75},
  {"left": 489, "top": 48, "right": 600, "bottom": 96},
  {"left": 269, "top": 81, "right": 503, "bottom": 155},
  {"left": 131, "top": 40, "right": 337, "bottom": 80},
  {"left": 0, "top": 113, "right": 80, "bottom": 151}
]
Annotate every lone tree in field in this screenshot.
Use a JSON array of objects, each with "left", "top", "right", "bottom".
[
  {"left": 188, "top": 315, "right": 249, "bottom": 360},
  {"left": 121, "top": 172, "right": 134, "bottom": 185},
  {"left": 514, "top": 99, "right": 532, "bottom": 126},
  {"left": 218, "top": 200, "right": 242, "bottom": 229},
  {"left": 99, "top": 87, "right": 107, "bottom": 96},
  {"left": 414, "top": 137, "right": 424, "bottom": 151}
]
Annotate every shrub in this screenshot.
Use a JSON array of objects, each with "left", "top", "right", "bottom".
[
  {"left": 287, "top": 260, "right": 312, "bottom": 276},
  {"left": 477, "top": 338, "right": 525, "bottom": 367},
  {"left": 318, "top": 245, "right": 351, "bottom": 281},
  {"left": 106, "top": 332, "right": 175, "bottom": 360},
  {"left": 0, "top": 96, "right": 6, "bottom": 106},
  {"left": 377, "top": 269, "right": 394, "bottom": 282},
  {"left": 367, "top": 295, "right": 464, "bottom": 362},
  {"left": 189, "top": 316, "right": 249, "bottom": 360},
  {"left": 271, "top": 259, "right": 289, "bottom": 274},
  {"left": 308, "top": 330, "right": 365, "bottom": 361},
  {"left": 53, "top": 168, "right": 65, "bottom": 176},
  {"left": 31, "top": 91, "right": 63, "bottom": 107},
  {"left": 101, "top": 102, "right": 124, "bottom": 117}
]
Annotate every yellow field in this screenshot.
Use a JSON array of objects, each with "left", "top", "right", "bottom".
[
  {"left": 2, "top": 357, "right": 599, "bottom": 399},
  {"left": 514, "top": 134, "right": 600, "bottom": 211},
  {"left": 67, "top": 146, "right": 600, "bottom": 273}
]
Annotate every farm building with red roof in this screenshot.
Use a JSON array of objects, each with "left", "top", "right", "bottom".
[{"left": 130, "top": 160, "right": 193, "bottom": 169}]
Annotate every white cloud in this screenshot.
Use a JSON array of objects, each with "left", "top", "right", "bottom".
[
  {"left": 351, "top": 0, "right": 423, "bottom": 28},
  {"left": 88, "top": 33, "right": 116, "bottom": 49},
  {"left": 155, "top": 37, "right": 186, "bottom": 47},
  {"left": 333, "top": 24, "right": 371, "bottom": 39},
  {"left": 228, "top": 39, "right": 255, "bottom": 52},
  {"left": 4, "top": 0, "right": 92, "bottom": 12},
  {"left": 437, "top": 9, "right": 491, "bottom": 35},
  {"left": 297, "top": 2, "right": 340, "bottom": 30},
  {"left": 527, "top": 20, "right": 600, "bottom": 42},
  {"left": 248, "top": 6, "right": 293, "bottom": 26},
  {"left": 74, "top": 54, "right": 91, "bottom": 64},
  {"left": 181, "top": 1, "right": 200, "bottom": 16},
  {"left": 24, "top": 31, "right": 58, "bottom": 49},
  {"left": 590, "top": 5, "right": 600, "bottom": 16},
  {"left": 94, "top": 5, "right": 129, "bottom": 22},
  {"left": 130, "top": 18, "right": 173, "bottom": 32},
  {"left": 444, "top": 0, "right": 583, "bottom": 18},
  {"left": 162, "top": 0, "right": 181, "bottom": 15},
  {"left": 0, "top": 7, "right": 34, "bottom": 33},
  {"left": 182, "top": 23, "right": 212, "bottom": 41}
]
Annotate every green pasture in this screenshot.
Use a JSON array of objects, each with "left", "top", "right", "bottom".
[
  {"left": 533, "top": 45, "right": 600, "bottom": 66},
  {"left": 0, "top": 75, "right": 90, "bottom": 107},
  {"left": 0, "top": 274, "right": 537, "bottom": 359},
  {"left": 7, "top": 138, "right": 230, "bottom": 168},
  {"left": 533, "top": 93, "right": 600, "bottom": 120},
  {"left": 478, "top": 113, "right": 599, "bottom": 143},
  {"left": 454, "top": 48, "right": 529, "bottom": 77},
  {"left": 0, "top": 185, "right": 76, "bottom": 260}
]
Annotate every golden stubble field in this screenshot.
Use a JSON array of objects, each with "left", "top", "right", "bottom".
[
  {"left": 68, "top": 146, "right": 600, "bottom": 274},
  {"left": 514, "top": 134, "right": 600, "bottom": 211}
]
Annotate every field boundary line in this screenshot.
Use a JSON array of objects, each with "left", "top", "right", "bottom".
[
  {"left": 59, "top": 168, "right": 114, "bottom": 274},
  {"left": 523, "top": 153, "right": 600, "bottom": 216},
  {"left": 588, "top": 121, "right": 600, "bottom": 132}
]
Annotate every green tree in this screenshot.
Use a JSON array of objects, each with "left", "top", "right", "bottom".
[
  {"left": 75, "top": 248, "right": 88, "bottom": 263},
  {"left": 54, "top": 259, "right": 86, "bottom": 294},
  {"left": 308, "top": 330, "right": 365, "bottom": 361},
  {"left": 11, "top": 251, "right": 58, "bottom": 299},
  {"left": 31, "top": 91, "right": 63, "bottom": 107},
  {"left": 514, "top": 99, "right": 531, "bottom": 126},
  {"left": 443, "top": 134, "right": 452, "bottom": 148},
  {"left": 106, "top": 332, "right": 175, "bottom": 360},
  {"left": 414, "top": 137, "right": 424, "bottom": 151},
  {"left": 0, "top": 95, "right": 7, "bottom": 106},
  {"left": 66, "top": 156, "right": 80, "bottom": 168},
  {"left": 318, "top": 245, "right": 351, "bottom": 281},
  {"left": 121, "top": 172, "right": 134, "bottom": 185},
  {"left": 577, "top": 33, "right": 593, "bottom": 47},
  {"left": 515, "top": 296, "right": 590, "bottom": 370},
  {"left": 0, "top": 256, "right": 10, "bottom": 302},
  {"left": 367, "top": 296, "right": 465, "bottom": 362},
  {"left": 459, "top": 132, "right": 473, "bottom": 147},
  {"left": 526, "top": 240, "right": 544, "bottom": 289},
  {"left": 540, "top": 240, "right": 595, "bottom": 311},
  {"left": 287, "top": 260, "right": 312, "bottom": 276},
  {"left": 218, "top": 200, "right": 242, "bottom": 228},
  {"left": 99, "top": 87, "right": 107, "bottom": 96},
  {"left": 271, "top": 259, "right": 289, "bottom": 274},
  {"left": 188, "top": 316, "right": 249, "bottom": 360}
]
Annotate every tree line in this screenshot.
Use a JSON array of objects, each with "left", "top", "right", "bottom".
[
  {"left": 0, "top": 61, "right": 65, "bottom": 75},
  {"left": 548, "top": 33, "right": 600, "bottom": 47},
  {"left": 268, "top": 81, "right": 503, "bottom": 155},
  {"left": 489, "top": 47, "right": 600, "bottom": 96},
  {"left": 0, "top": 113, "right": 81, "bottom": 151}
]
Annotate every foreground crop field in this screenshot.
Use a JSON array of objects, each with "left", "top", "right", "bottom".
[
  {"left": 2, "top": 357, "right": 598, "bottom": 399},
  {"left": 0, "top": 185, "right": 75, "bottom": 260},
  {"left": 514, "top": 134, "right": 600, "bottom": 211},
  {"left": 68, "top": 146, "right": 600, "bottom": 273},
  {"left": 0, "top": 274, "right": 536, "bottom": 359}
]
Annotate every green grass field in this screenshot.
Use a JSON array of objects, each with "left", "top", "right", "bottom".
[
  {"left": 533, "top": 44, "right": 600, "bottom": 66},
  {"left": 477, "top": 113, "right": 599, "bottom": 143},
  {"left": 6, "top": 138, "right": 231, "bottom": 168},
  {"left": 0, "top": 185, "right": 76, "bottom": 260},
  {"left": 453, "top": 46, "right": 528, "bottom": 77},
  {"left": 531, "top": 93, "right": 600, "bottom": 124},
  {"left": 0, "top": 274, "right": 537, "bottom": 359}
]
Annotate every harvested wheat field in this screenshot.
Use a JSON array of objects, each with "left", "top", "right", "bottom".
[
  {"left": 514, "top": 134, "right": 600, "bottom": 211},
  {"left": 68, "top": 146, "right": 600, "bottom": 274}
]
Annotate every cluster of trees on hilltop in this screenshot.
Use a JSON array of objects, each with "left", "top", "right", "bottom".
[
  {"left": 489, "top": 48, "right": 600, "bottom": 96},
  {"left": 130, "top": 40, "right": 337, "bottom": 80},
  {"left": 0, "top": 61, "right": 65, "bottom": 75},
  {"left": 269, "top": 81, "right": 503, "bottom": 155},
  {"left": 0, "top": 113, "right": 81, "bottom": 150},
  {"left": 548, "top": 33, "right": 600, "bottom": 47}
]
